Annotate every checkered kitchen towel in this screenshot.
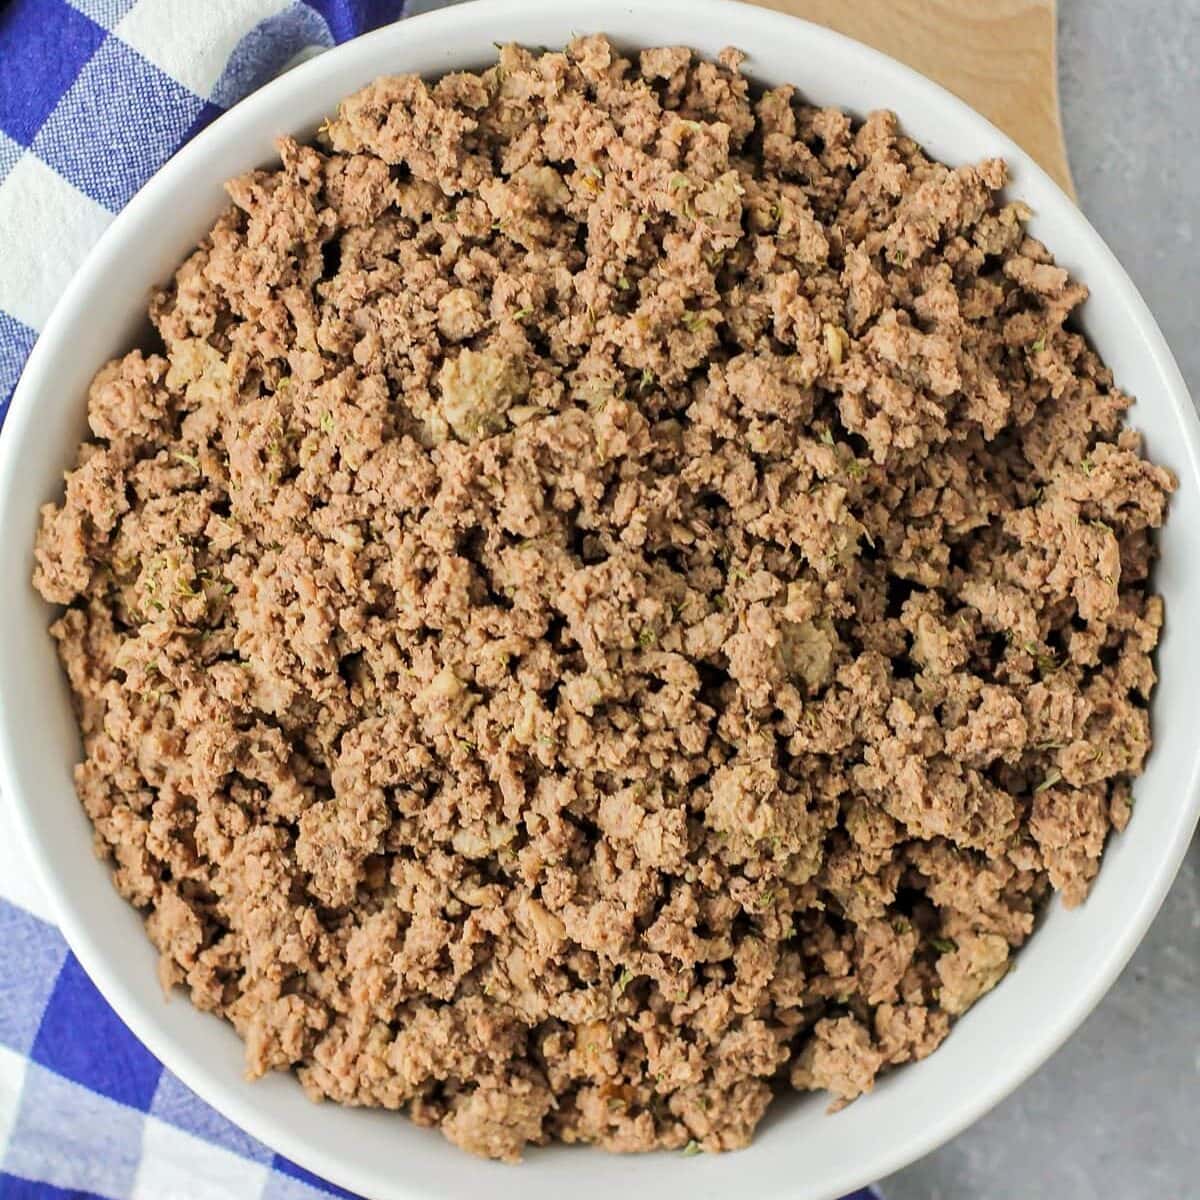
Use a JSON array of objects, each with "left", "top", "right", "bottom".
[{"left": 0, "top": 1, "right": 884, "bottom": 1196}]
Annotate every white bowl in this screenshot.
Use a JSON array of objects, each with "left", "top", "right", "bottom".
[{"left": 1, "top": 2, "right": 1197, "bottom": 1197}]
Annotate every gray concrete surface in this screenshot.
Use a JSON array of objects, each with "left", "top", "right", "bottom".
[
  {"left": 884, "top": 2, "right": 1200, "bottom": 1198},
  {"left": 403, "top": 4, "right": 1200, "bottom": 1195}
]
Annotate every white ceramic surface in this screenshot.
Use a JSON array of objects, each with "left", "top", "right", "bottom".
[{"left": 1, "top": 3, "right": 1197, "bottom": 1198}]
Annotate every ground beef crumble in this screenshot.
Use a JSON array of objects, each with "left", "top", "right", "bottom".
[{"left": 33, "top": 37, "right": 1174, "bottom": 1162}]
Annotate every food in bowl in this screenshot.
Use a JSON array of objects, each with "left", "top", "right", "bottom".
[{"left": 32, "top": 36, "right": 1173, "bottom": 1162}]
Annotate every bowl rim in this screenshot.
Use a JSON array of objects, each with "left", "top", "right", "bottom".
[{"left": 2, "top": 0, "right": 1198, "bottom": 1196}]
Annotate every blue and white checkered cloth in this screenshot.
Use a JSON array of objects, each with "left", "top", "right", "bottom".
[{"left": 0, "top": 2, "right": 883, "bottom": 1196}]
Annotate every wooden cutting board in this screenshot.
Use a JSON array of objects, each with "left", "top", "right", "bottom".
[{"left": 751, "top": 0, "right": 1075, "bottom": 198}]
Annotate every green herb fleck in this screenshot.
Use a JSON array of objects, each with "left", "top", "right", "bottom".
[
  {"left": 637, "top": 627, "right": 657, "bottom": 648},
  {"left": 1031, "top": 336, "right": 1046, "bottom": 353},
  {"left": 617, "top": 275, "right": 632, "bottom": 291},
  {"left": 682, "top": 1140, "right": 702, "bottom": 1158},
  {"left": 1023, "top": 641, "right": 1058, "bottom": 676},
  {"left": 930, "top": 937, "right": 957, "bottom": 955},
  {"left": 639, "top": 368, "right": 656, "bottom": 393},
  {"left": 820, "top": 427, "right": 835, "bottom": 446},
  {"left": 1035, "top": 769, "right": 1063, "bottom": 794},
  {"left": 683, "top": 313, "right": 708, "bottom": 334},
  {"left": 669, "top": 173, "right": 690, "bottom": 192},
  {"left": 758, "top": 890, "right": 774, "bottom": 909},
  {"left": 320, "top": 411, "right": 335, "bottom": 434},
  {"left": 512, "top": 306, "right": 533, "bottom": 321},
  {"left": 172, "top": 451, "right": 200, "bottom": 470},
  {"left": 615, "top": 967, "right": 634, "bottom": 994},
  {"left": 892, "top": 248, "right": 907, "bottom": 266}
]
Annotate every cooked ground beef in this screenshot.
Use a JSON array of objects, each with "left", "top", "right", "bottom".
[{"left": 33, "top": 37, "right": 1173, "bottom": 1162}]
